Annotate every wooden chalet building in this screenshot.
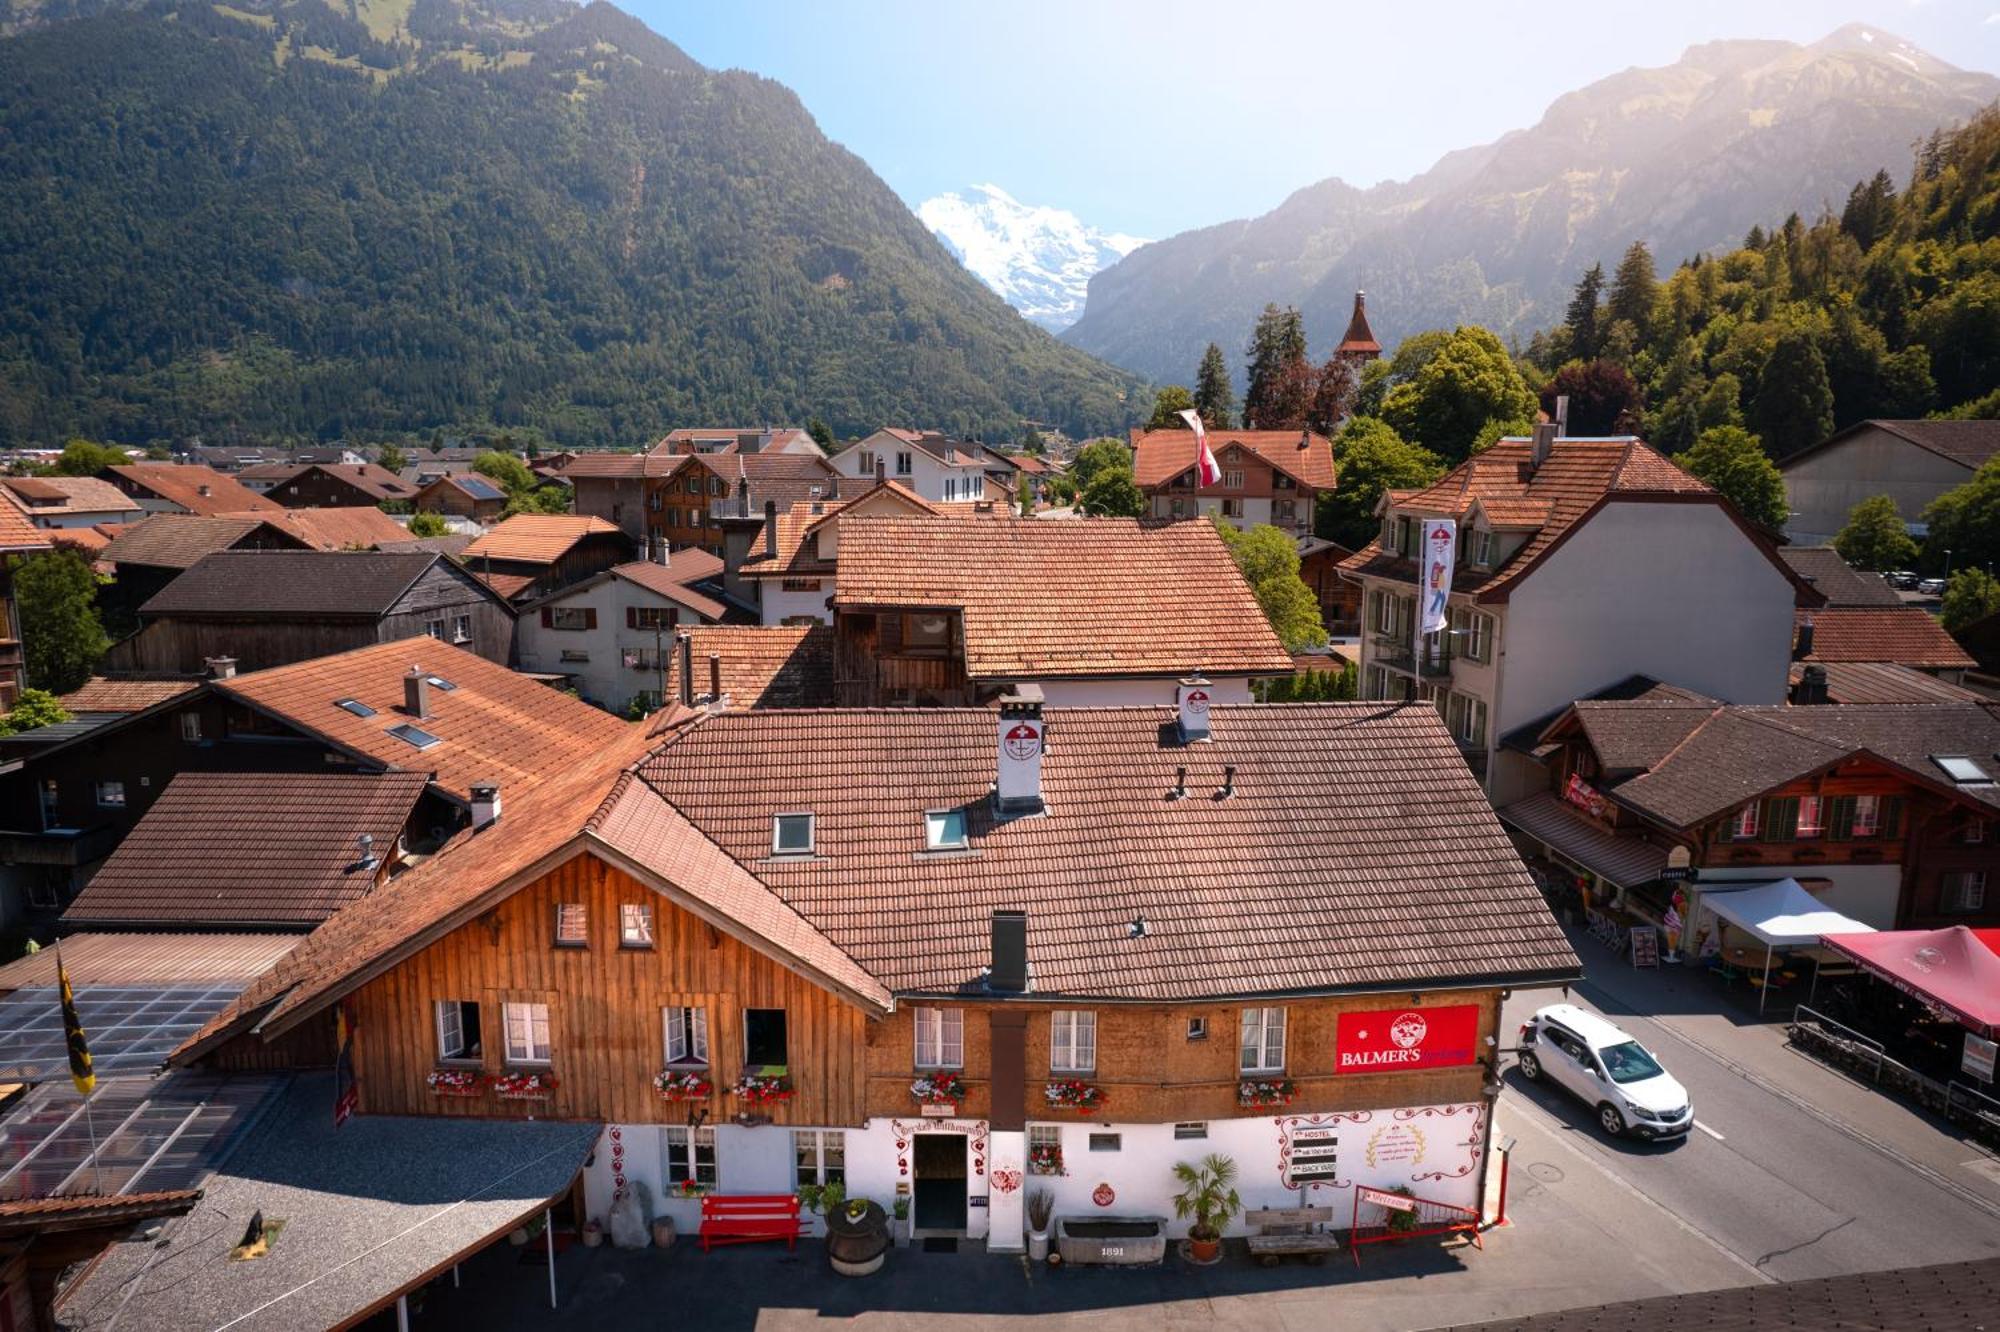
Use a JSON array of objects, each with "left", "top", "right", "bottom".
[
  {"left": 460, "top": 514, "right": 634, "bottom": 605},
  {"left": 262, "top": 462, "right": 419, "bottom": 510},
  {"left": 177, "top": 690, "right": 1577, "bottom": 1253},
  {"left": 566, "top": 447, "right": 841, "bottom": 557},
  {"left": 100, "top": 464, "right": 281, "bottom": 517},
  {"left": 1130, "top": 426, "right": 1336, "bottom": 539},
  {"left": 412, "top": 472, "right": 508, "bottom": 523}
]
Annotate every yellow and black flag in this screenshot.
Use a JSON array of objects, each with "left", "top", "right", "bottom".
[{"left": 58, "top": 955, "right": 94, "bottom": 1096}]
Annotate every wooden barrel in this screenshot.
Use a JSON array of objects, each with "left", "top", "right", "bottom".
[{"left": 825, "top": 1200, "right": 890, "bottom": 1276}]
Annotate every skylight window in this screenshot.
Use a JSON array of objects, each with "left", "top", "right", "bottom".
[
  {"left": 335, "top": 698, "right": 376, "bottom": 718},
  {"left": 427, "top": 675, "right": 457, "bottom": 692},
  {"left": 1933, "top": 755, "right": 1992, "bottom": 785},
  {"left": 387, "top": 723, "right": 441, "bottom": 751},
  {"left": 925, "top": 809, "right": 968, "bottom": 851},
  {"left": 772, "top": 812, "right": 814, "bottom": 857}
]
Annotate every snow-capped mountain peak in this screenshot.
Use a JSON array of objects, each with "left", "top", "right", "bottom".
[{"left": 919, "top": 183, "right": 1146, "bottom": 332}]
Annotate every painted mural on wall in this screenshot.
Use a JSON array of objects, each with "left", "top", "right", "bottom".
[{"left": 1274, "top": 1102, "right": 1485, "bottom": 1202}]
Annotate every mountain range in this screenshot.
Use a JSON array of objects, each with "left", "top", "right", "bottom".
[
  {"left": 0, "top": 0, "right": 1143, "bottom": 447},
  {"left": 918, "top": 184, "right": 1145, "bottom": 333},
  {"left": 1063, "top": 25, "right": 2000, "bottom": 385}
]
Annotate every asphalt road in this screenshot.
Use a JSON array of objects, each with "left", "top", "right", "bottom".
[{"left": 1497, "top": 958, "right": 2000, "bottom": 1285}]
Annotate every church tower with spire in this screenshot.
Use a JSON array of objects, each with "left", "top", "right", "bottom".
[{"left": 1335, "top": 291, "right": 1383, "bottom": 362}]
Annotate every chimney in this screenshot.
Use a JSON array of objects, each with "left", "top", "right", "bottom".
[
  {"left": 1299, "top": 428, "right": 1310, "bottom": 450},
  {"left": 875, "top": 456, "right": 886, "bottom": 483},
  {"left": 1554, "top": 393, "right": 1570, "bottom": 437},
  {"left": 736, "top": 474, "right": 749, "bottom": 513},
  {"left": 1176, "top": 674, "right": 1212, "bottom": 742},
  {"left": 205, "top": 655, "right": 237, "bottom": 680},
  {"left": 763, "top": 498, "right": 778, "bottom": 558},
  {"left": 470, "top": 782, "right": 501, "bottom": 828},
  {"left": 1529, "top": 420, "right": 1557, "bottom": 473},
  {"left": 197, "top": 483, "right": 211, "bottom": 498},
  {"left": 995, "top": 685, "right": 1046, "bottom": 813},
  {"left": 403, "top": 665, "right": 430, "bottom": 719},
  {"left": 677, "top": 632, "right": 694, "bottom": 707},
  {"left": 707, "top": 652, "right": 721, "bottom": 704},
  {"left": 1218, "top": 764, "right": 1237, "bottom": 800},
  {"left": 1169, "top": 765, "right": 1188, "bottom": 801},
  {"left": 1792, "top": 664, "right": 1830, "bottom": 706},
  {"left": 989, "top": 909, "right": 1027, "bottom": 993},
  {"left": 1794, "top": 615, "right": 1816, "bottom": 662},
  {"left": 354, "top": 832, "right": 378, "bottom": 871},
  {"left": 656, "top": 534, "right": 670, "bottom": 566}
]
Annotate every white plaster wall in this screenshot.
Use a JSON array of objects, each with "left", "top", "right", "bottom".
[
  {"left": 516, "top": 580, "right": 700, "bottom": 712},
  {"left": 758, "top": 580, "right": 835, "bottom": 626},
  {"left": 1500, "top": 502, "right": 1794, "bottom": 738},
  {"left": 1782, "top": 428, "right": 1969, "bottom": 544},
  {"left": 1031, "top": 676, "right": 1255, "bottom": 707}
]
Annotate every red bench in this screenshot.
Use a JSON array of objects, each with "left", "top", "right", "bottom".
[{"left": 698, "top": 1194, "right": 805, "bottom": 1251}]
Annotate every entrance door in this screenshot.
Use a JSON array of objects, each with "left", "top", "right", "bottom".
[{"left": 912, "top": 1133, "right": 967, "bottom": 1233}]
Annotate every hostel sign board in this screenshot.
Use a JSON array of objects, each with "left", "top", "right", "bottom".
[{"left": 1334, "top": 1005, "right": 1480, "bottom": 1075}]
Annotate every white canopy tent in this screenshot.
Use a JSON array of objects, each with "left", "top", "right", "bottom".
[{"left": 1698, "top": 879, "right": 1876, "bottom": 1013}]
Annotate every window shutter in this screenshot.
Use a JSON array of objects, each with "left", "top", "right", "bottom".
[
  {"left": 1881, "top": 796, "right": 1904, "bottom": 841},
  {"left": 942, "top": 1009, "right": 963, "bottom": 1068},
  {"left": 540, "top": 607, "right": 553, "bottom": 628},
  {"left": 627, "top": 606, "right": 639, "bottom": 630},
  {"left": 1762, "top": 797, "right": 1799, "bottom": 843},
  {"left": 1827, "top": 796, "right": 1854, "bottom": 842},
  {"left": 1076, "top": 1012, "right": 1095, "bottom": 1071},
  {"left": 692, "top": 1006, "right": 708, "bottom": 1062},
  {"left": 583, "top": 608, "right": 598, "bottom": 630}
]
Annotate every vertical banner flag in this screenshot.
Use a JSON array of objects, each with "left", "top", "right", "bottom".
[
  {"left": 333, "top": 1001, "right": 359, "bottom": 1127},
  {"left": 1419, "top": 519, "right": 1457, "bottom": 641},
  {"left": 58, "top": 955, "right": 94, "bottom": 1096},
  {"left": 1178, "top": 409, "right": 1221, "bottom": 487}
]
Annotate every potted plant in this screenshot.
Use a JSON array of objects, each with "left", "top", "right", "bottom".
[
  {"left": 1170, "top": 1153, "right": 1242, "bottom": 1264},
  {"left": 796, "top": 1183, "right": 824, "bottom": 1215},
  {"left": 892, "top": 1195, "right": 911, "bottom": 1247},
  {"left": 1043, "top": 1078, "right": 1107, "bottom": 1114},
  {"left": 1383, "top": 1186, "right": 1421, "bottom": 1239},
  {"left": 1025, "top": 1188, "right": 1054, "bottom": 1262},
  {"left": 910, "top": 1071, "right": 966, "bottom": 1106}
]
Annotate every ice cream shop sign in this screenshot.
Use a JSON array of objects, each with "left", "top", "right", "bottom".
[{"left": 1334, "top": 1005, "right": 1479, "bottom": 1074}]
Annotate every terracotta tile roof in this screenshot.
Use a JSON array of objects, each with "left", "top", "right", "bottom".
[
  {"left": 246, "top": 506, "right": 411, "bottom": 551},
  {"left": 100, "top": 515, "right": 294, "bottom": 569},
  {"left": 472, "top": 570, "right": 538, "bottom": 601},
  {"left": 0, "top": 475, "right": 141, "bottom": 517},
  {"left": 0, "top": 932, "right": 303, "bottom": 991},
  {"left": 662, "top": 625, "right": 834, "bottom": 708},
  {"left": 1782, "top": 419, "right": 2000, "bottom": 471},
  {"left": 832, "top": 516, "right": 1294, "bottom": 679},
  {"left": 1779, "top": 547, "right": 1902, "bottom": 607},
  {"left": 139, "top": 551, "right": 446, "bottom": 617},
  {"left": 106, "top": 465, "right": 283, "bottom": 516},
  {"left": 461, "top": 514, "right": 624, "bottom": 565},
  {"left": 237, "top": 462, "right": 304, "bottom": 483},
  {"left": 57, "top": 676, "right": 200, "bottom": 713},
  {"left": 659, "top": 427, "right": 819, "bottom": 454},
  {"left": 213, "top": 639, "right": 637, "bottom": 803},
  {"left": 379, "top": 534, "right": 476, "bottom": 559},
  {"left": 286, "top": 462, "right": 418, "bottom": 500},
  {"left": 605, "top": 558, "right": 727, "bottom": 620},
  {"left": 64, "top": 772, "right": 430, "bottom": 928},
  {"left": 1130, "top": 428, "right": 1337, "bottom": 490},
  {"left": 0, "top": 1189, "right": 201, "bottom": 1229},
  {"left": 0, "top": 488, "right": 52, "bottom": 552},
  {"left": 638, "top": 703, "right": 1579, "bottom": 999},
  {"left": 49, "top": 525, "right": 113, "bottom": 559},
  {"left": 675, "top": 450, "right": 843, "bottom": 511},
  {"left": 417, "top": 473, "right": 507, "bottom": 502},
  {"left": 560, "top": 451, "right": 661, "bottom": 479},
  {"left": 1789, "top": 660, "right": 1985, "bottom": 704},
  {"left": 738, "top": 482, "right": 946, "bottom": 576},
  {"left": 1336, "top": 291, "right": 1382, "bottom": 356},
  {"left": 1796, "top": 608, "right": 1976, "bottom": 670}
]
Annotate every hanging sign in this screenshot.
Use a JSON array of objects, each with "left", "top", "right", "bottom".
[
  {"left": 1357, "top": 1186, "right": 1418, "bottom": 1213},
  {"left": 1562, "top": 773, "right": 1609, "bottom": 821},
  {"left": 1418, "top": 519, "right": 1457, "bottom": 640},
  {"left": 1965, "top": 1033, "right": 1998, "bottom": 1084},
  {"left": 1334, "top": 1005, "right": 1480, "bottom": 1074}
]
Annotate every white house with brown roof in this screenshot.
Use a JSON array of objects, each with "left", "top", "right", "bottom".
[
  {"left": 0, "top": 476, "right": 142, "bottom": 529},
  {"left": 727, "top": 480, "right": 977, "bottom": 626},
  {"left": 827, "top": 429, "right": 1007, "bottom": 504},
  {"left": 1130, "top": 427, "right": 1336, "bottom": 538},
  {"left": 1341, "top": 430, "right": 1816, "bottom": 802},
  {"left": 1779, "top": 419, "right": 2000, "bottom": 545},
  {"left": 515, "top": 552, "right": 730, "bottom": 712}
]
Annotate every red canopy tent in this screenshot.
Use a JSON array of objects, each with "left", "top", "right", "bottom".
[
  {"left": 1823, "top": 927, "right": 2000, "bottom": 1038},
  {"left": 1976, "top": 929, "right": 2000, "bottom": 962}
]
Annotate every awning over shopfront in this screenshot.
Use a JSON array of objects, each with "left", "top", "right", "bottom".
[
  {"left": 1823, "top": 927, "right": 2000, "bottom": 1038},
  {"left": 1497, "top": 791, "right": 1668, "bottom": 888},
  {"left": 1699, "top": 879, "right": 1876, "bottom": 949}
]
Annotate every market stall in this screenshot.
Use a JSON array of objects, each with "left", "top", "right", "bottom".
[
  {"left": 1821, "top": 927, "right": 2000, "bottom": 1082},
  {"left": 1694, "top": 879, "right": 1876, "bottom": 1013}
]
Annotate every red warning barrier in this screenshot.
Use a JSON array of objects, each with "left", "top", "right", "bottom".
[{"left": 1348, "top": 1185, "right": 1482, "bottom": 1266}]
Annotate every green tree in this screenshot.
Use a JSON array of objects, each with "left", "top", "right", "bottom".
[
  {"left": 1243, "top": 305, "right": 1308, "bottom": 429},
  {"left": 1316, "top": 418, "right": 1444, "bottom": 550},
  {"left": 142, "top": 445, "right": 171, "bottom": 461},
  {"left": 1678, "top": 426, "right": 1787, "bottom": 529},
  {"left": 1213, "top": 520, "right": 1328, "bottom": 651},
  {"left": 376, "top": 442, "right": 409, "bottom": 473},
  {"left": 1751, "top": 331, "right": 1834, "bottom": 459},
  {"left": 1606, "top": 241, "right": 1658, "bottom": 340},
  {"left": 1379, "top": 326, "right": 1537, "bottom": 463},
  {"left": 14, "top": 550, "right": 109, "bottom": 693},
  {"left": 1146, "top": 385, "right": 1198, "bottom": 431},
  {"left": 1832, "top": 494, "right": 1919, "bottom": 571},
  {"left": 51, "top": 439, "right": 128, "bottom": 476},
  {"left": 502, "top": 485, "right": 572, "bottom": 518},
  {"left": 0, "top": 688, "right": 70, "bottom": 738},
  {"left": 1942, "top": 568, "right": 2000, "bottom": 633},
  {"left": 807, "top": 417, "right": 835, "bottom": 449},
  {"left": 1922, "top": 458, "right": 2000, "bottom": 576},
  {"left": 1068, "top": 439, "right": 1132, "bottom": 494},
  {"left": 1193, "top": 343, "right": 1234, "bottom": 428},
  {"left": 1563, "top": 263, "right": 1605, "bottom": 362},
  {"left": 1079, "top": 468, "right": 1143, "bottom": 518},
  {"left": 473, "top": 450, "right": 536, "bottom": 494},
  {"left": 406, "top": 510, "right": 450, "bottom": 538}
]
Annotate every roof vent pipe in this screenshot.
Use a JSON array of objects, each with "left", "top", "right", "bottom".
[
  {"left": 205, "top": 655, "right": 237, "bottom": 680},
  {"left": 707, "top": 652, "right": 722, "bottom": 705},
  {"left": 1218, "top": 764, "right": 1237, "bottom": 800},
  {"left": 763, "top": 498, "right": 778, "bottom": 558}
]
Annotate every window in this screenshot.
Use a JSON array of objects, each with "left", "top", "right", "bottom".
[
  {"left": 858, "top": 451, "right": 875, "bottom": 474},
  {"left": 1088, "top": 1133, "right": 1122, "bottom": 1153},
  {"left": 1223, "top": 469, "right": 1244, "bottom": 489},
  {"left": 1174, "top": 1122, "right": 1208, "bottom": 1140},
  {"left": 178, "top": 712, "right": 203, "bottom": 742},
  {"left": 924, "top": 809, "right": 968, "bottom": 851},
  {"left": 27, "top": 872, "right": 61, "bottom": 912},
  {"left": 1943, "top": 871, "right": 1987, "bottom": 914},
  {"left": 1186, "top": 1016, "right": 1208, "bottom": 1041},
  {"left": 905, "top": 613, "right": 951, "bottom": 653},
  {"left": 744, "top": 1008, "right": 788, "bottom": 1068},
  {"left": 558, "top": 649, "right": 590, "bottom": 664},
  {"left": 1446, "top": 693, "right": 1487, "bottom": 749},
  {"left": 425, "top": 619, "right": 446, "bottom": 641},
  {"left": 1853, "top": 795, "right": 1880, "bottom": 838},
  {"left": 664, "top": 1126, "right": 717, "bottom": 1187},
  {"left": 620, "top": 903, "right": 654, "bottom": 948},
  {"left": 1221, "top": 498, "right": 1244, "bottom": 518},
  {"left": 1731, "top": 804, "right": 1759, "bottom": 840},
  {"left": 38, "top": 780, "right": 58, "bottom": 829},
  {"left": 1050, "top": 1010, "right": 1097, "bottom": 1073},
  {"left": 435, "top": 1000, "right": 481, "bottom": 1062},
  {"left": 1466, "top": 612, "right": 1494, "bottom": 663},
  {"left": 944, "top": 477, "right": 959, "bottom": 501},
  {"left": 793, "top": 1130, "right": 846, "bottom": 1187},
  {"left": 780, "top": 579, "right": 823, "bottom": 593},
  {"left": 1363, "top": 666, "right": 1390, "bottom": 701},
  {"left": 1933, "top": 756, "right": 1990, "bottom": 785},
  {"left": 1966, "top": 818, "right": 1987, "bottom": 846},
  {"left": 503, "top": 1002, "right": 551, "bottom": 1065},
  {"left": 387, "top": 723, "right": 440, "bottom": 750},
  {"left": 632, "top": 605, "right": 675, "bottom": 630},
  {"left": 914, "top": 1007, "right": 964, "bottom": 1069},
  {"left": 664, "top": 1005, "right": 709, "bottom": 1066},
  {"left": 1795, "top": 795, "right": 1824, "bottom": 839},
  {"left": 335, "top": 697, "right": 377, "bottom": 718},
  {"left": 549, "top": 606, "right": 592, "bottom": 631},
  {"left": 94, "top": 780, "right": 125, "bottom": 809},
  {"left": 553, "top": 903, "right": 587, "bottom": 946},
  {"left": 772, "top": 812, "right": 815, "bottom": 857},
  {"left": 1240, "top": 1007, "right": 1286, "bottom": 1073},
  {"left": 1759, "top": 796, "right": 1800, "bottom": 843},
  {"left": 452, "top": 615, "right": 472, "bottom": 645},
  {"left": 1028, "top": 1123, "right": 1062, "bottom": 1174},
  {"left": 1469, "top": 528, "right": 1495, "bottom": 567},
  {"left": 896, "top": 451, "right": 913, "bottom": 475}
]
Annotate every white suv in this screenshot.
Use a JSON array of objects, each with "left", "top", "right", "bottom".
[{"left": 1517, "top": 1003, "right": 1692, "bottom": 1141}]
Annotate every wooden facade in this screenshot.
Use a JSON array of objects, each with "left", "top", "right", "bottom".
[
  {"left": 268, "top": 466, "right": 411, "bottom": 510},
  {"left": 833, "top": 609, "right": 972, "bottom": 706},
  {"left": 469, "top": 531, "right": 634, "bottom": 605}
]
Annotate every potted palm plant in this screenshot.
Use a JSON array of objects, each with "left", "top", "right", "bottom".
[
  {"left": 1025, "top": 1188, "right": 1054, "bottom": 1262},
  {"left": 1170, "top": 1153, "right": 1242, "bottom": 1264}
]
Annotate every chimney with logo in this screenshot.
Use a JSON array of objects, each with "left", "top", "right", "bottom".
[
  {"left": 995, "top": 686, "right": 1046, "bottom": 814},
  {"left": 1176, "top": 674, "right": 1212, "bottom": 743},
  {"left": 403, "top": 665, "right": 430, "bottom": 719}
]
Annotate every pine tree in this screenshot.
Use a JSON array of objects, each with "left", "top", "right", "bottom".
[
  {"left": 1193, "top": 343, "right": 1234, "bottom": 429},
  {"left": 1752, "top": 332, "right": 1835, "bottom": 458},
  {"left": 1606, "top": 242, "right": 1658, "bottom": 338},
  {"left": 1563, "top": 264, "right": 1605, "bottom": 363},
  {"left": 1243, "top": 306, "right": 1308, "bottom": 429}
]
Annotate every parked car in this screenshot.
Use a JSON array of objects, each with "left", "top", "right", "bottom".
[
  {"left": 1918, "top": 578, "right": 1947, "bottom": 596},
  {"left": 1517, "top": 1003, "right": 1692, "bottom": 1140},
  {"left": 1888, "top": 571, "right": 1919, "bottom": 590}
]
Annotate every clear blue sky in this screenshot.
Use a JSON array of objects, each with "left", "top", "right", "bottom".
[{"left": 627, "top": 0, "right": 2000, "bottom": 239}]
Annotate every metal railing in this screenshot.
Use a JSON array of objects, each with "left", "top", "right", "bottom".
[{"left": 1791, "top": 1006, "right": 1886, "bottom": 1083}]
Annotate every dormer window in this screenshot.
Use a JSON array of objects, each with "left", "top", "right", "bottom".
[
  {"left": 1468, "top": 529, "right": 1495, "bottom": 568},
  {"left": 925, "top": 808, "right": 968, "bottom": 850},
  {"left": 772, "top": 812, "right": 815, "bottom": 857}
]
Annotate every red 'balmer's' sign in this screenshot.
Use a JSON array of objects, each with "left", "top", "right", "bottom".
[{"left": 1333, "top": 1004, "right": 1480, "bottom": 1074}]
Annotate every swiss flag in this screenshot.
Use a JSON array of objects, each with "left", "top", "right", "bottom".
[{"left": 1179, "top": 409, "right": 1220, "bottom": 488}]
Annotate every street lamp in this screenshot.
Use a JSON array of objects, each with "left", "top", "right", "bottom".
[{"left": 1944, "top": 548, "right": 1954, "bottom": 580}]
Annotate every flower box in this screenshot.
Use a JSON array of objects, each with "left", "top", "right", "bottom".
[
  {"left": 1238, "top": 1077, "right": 1298, "bottom": 1109},
  {"left": 655, "top": 1070, "right": 714, "bottom": 1101},
  {"left": 1028, "top": 1142, "right": 1064, "bottom": 1176},
  {"left": 670, "top": 1179, "right": 712, "bottom": 1199},
  {"left": 426, "top": 1068, "right": 485, "bottom": 1098},
  {"left": 732, "top": 1073, "right": 795, "bottom": 1104},
  {"left": 910, "top": 1072, "right": 965, "bottom": 1106},
  {"left": 490, "top": 1070, "right": 559, "bottom": 1101},
  {"left": 1043, "top": 1078, "right": 1106, "bottom": 1114}
]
